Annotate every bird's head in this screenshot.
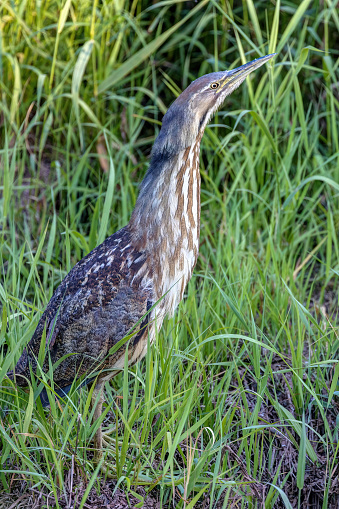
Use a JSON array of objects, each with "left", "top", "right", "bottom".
[{"left": 152, "top": 53, "right": 276, "bottom": 156}]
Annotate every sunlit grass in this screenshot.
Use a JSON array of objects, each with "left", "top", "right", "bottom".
[{"left": 0, "top": 0, "right": 339, "bottom": 507}]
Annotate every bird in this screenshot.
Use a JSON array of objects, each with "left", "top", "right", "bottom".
[{"left": 8, "top": 53, "right": 275, "bottom": 462}]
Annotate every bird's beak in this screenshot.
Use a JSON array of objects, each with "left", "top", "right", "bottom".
[{"left": 219, "top": 53, "right": 276, "bottom": 91}]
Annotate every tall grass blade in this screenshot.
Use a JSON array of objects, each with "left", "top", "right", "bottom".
[{"left": 98, "top": 0, "right": 209, "bottom": 93}]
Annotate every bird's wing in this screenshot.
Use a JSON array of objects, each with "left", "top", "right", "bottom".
[
  {"left": 12, "top": 226, "right": 153, "bottom": 387},
  {"left": 43, "top": 283, "right": 152, "bottom": 389}
]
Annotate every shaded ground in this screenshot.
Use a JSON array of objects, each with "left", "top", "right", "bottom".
[{"left": 0, "top": 482, "right": 159, "bottom": 509}]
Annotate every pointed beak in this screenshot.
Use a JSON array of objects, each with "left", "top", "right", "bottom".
[{"left": 219, "top": 53, "right": 276, "bottom": 90}]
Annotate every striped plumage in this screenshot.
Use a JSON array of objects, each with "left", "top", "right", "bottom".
[
  {"left": 11, "top": 137, "right": 202, "bottom": 395},
  {"left": 130, "top": 136, "right": 202, "bottom": 320},
  {"left": 9, "top": 54, "right": 275, "bottom": 460}
]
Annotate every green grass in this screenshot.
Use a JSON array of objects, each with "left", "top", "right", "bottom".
[{"left": 0, "top": 0, "right": 339, "bottom": 507}]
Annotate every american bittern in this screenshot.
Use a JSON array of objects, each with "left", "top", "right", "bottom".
[{"left": 9, "top": 54, "right": 275, "bottom": 461}]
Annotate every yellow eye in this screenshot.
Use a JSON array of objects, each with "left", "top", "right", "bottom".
[{"left": 210, "top": 82, "right": 219, "bottom": 89}]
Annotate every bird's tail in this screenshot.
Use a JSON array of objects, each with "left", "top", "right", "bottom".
[
  {"left": 39, "top": 376, "right": 95, "bottom": 407},
  {"left": 39, "top": 384, "right": 73, "bottom": 407},
  {"left": 7, "top": 347, "right": 95, "bottom": 408}
]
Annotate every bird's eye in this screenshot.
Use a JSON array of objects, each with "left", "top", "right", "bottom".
[{"left": 210, "top": 82, "right": 219, "bottom": 89}]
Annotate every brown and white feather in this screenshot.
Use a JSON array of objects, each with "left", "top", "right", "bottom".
[{"left": 9, "top": 54, "right": 274, "bottom": 397}]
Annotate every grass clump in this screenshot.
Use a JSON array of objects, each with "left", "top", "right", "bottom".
[{"left": 0, "top": 0, "right": 339, "bottom": 507}]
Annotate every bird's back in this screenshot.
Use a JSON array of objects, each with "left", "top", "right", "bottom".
[{"left": 10, "top": 225, "right": 154, "bottom": 390}]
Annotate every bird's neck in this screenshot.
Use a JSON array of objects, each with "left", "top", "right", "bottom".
[
  {"left": 130, "top": 139, "right": 202, "bottom": 246},
  {"left": 129, "top": 138, "right": 202, "bottom": 306}
]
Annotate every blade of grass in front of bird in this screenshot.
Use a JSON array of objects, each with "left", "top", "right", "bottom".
[
  {"left": 0, "top": 319, "right": 38, "bottom": 383},
  {"left": 22, "top": 385, "right": 34, "bottom": 442}
]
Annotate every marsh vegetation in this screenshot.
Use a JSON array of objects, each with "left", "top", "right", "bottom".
[{"left": 0, "top": 0, "right": 339, "bottom": 507}]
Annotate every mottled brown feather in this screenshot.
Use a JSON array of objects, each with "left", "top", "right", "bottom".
[{"left": 11, "top": 226, "right": 153, "bottom": 388}]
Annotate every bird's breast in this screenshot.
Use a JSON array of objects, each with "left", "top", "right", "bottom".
[{"left": 154, "top": 141, "right": 201, "bottom": 317}]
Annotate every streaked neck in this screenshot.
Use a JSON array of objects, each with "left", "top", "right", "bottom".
[{"left": 129, "top": 141, "right": 201, "bottom": 251}]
